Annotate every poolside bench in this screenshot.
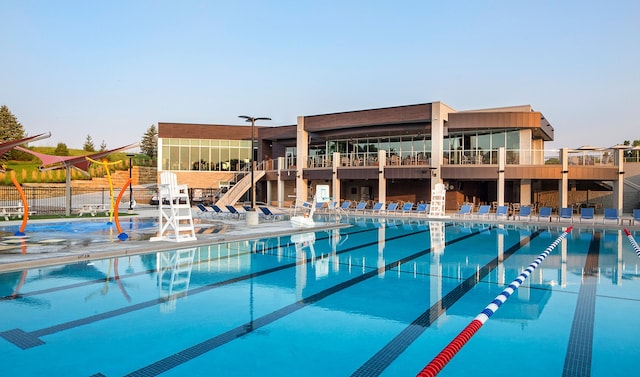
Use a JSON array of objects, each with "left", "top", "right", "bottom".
[
  {"left": 78, "top": 204, "right": 108, "bottom": 217},
  {"left": 0, "top": 206, "right": 29, "bottom": 221}
]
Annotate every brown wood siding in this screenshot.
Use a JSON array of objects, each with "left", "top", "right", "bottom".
[
  {"left": 304, "top": 103, "right": 432, "bottom": 131},
  {"left": 158, "top": 123, "right": 253, "bottom": 140},
  {"left": 337, "top": 167, "right": 379, "bottom": 180},
  {"left": 304, "top": 169, "right": 333, "bottom": 180},
  {"left": 384, "top": 166, "right": 433, "bottom": 180},
  {"left": 448, "top": 112, "right": 541, "bottom": 129},
  {"left": 568, "top": 166, "right": 619, "bottom": 180},
  {"left": 441, "top": 166, "right": 500, "bottom": 180}
]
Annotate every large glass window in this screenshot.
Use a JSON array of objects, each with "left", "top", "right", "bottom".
[{"left": 160, "top": 137, "right": 252, "bottom": 172}]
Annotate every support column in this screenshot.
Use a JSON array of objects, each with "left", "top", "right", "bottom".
[
  {"left": 497, "top": 147, "right": 505, "bottom": 206},
  {"left": 378, "top": 150, "right": 386, "bottom": 205},
  {"left": 430, "top": 102, "right": 446, "bottom": 193},
  {"left": 520, "top": 179, "right": 532, "bottom": 206},
  {"left": 560, "top": 148, "right": 569, "bottom": 210},
  {"left": 332, "top": 152, "right": 341, "bottom": 203},
  {"left": 613, "top": 148, "right": 624, "bottom": 213},
  {"left": 296, "top": 116, "right": 308, "bottom": 204},
  {"left": 277, "top": 156, "right": 284, "bottom": 207}
]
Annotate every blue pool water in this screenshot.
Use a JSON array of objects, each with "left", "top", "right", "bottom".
[
  {"left": 0, "top": 218, "right": 159, "bottom": 245},
  {"left": 1, "top": 219, "right": 639, "bottom": 376}
]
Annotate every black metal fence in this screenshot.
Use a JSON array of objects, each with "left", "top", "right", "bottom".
[{"left": 0, "top": 186, "right": 158, "bottom": 215}]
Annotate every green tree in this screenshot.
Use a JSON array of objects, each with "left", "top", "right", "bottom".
[
  {"left": 83, "top": 134, "right": 95, "bottom": 152},
  {"left": 0, "top": 105, "right": 27, "bottom": 162},
  {"left": 54, "top": 142, "right": 69, "bottom": 156},
  {"left": 140, "top": 124, "right": 157, "bottom": 159},
  {"left": 99, "top": 140, "right": 107, "bottom": 151}
]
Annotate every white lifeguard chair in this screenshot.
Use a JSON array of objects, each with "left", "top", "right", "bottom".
[
  {"left": 150, "top": 172, "right": 197, "bottom": 242},
  {"left": 429, "top": 183, "right": 447, "bottom": 217}
]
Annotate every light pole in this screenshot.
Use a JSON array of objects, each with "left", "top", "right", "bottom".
[
  {"left": 126, "top": 153, "right": 135, "bottom": 212},
  {"left": 238, "top": 115, "right": 271, "bottom": 211}
]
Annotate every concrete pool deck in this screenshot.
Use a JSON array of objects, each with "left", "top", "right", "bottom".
[{"left": 0, "top": 205, "right": 637, "bottom": 273}]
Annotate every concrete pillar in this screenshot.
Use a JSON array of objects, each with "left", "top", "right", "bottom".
[
  {"left": 378, "top": 150, "right": 386, "bottom": 204},
  {"left": 613, "top": 148, "right": 624, "bottom": 213},
  {"left": 520, "top": 179, "right": 532, "bottom": 206},
  {"left": 497, "top": 147, "right": 505, "bottom": 206},
  {"left": 430, "top": 102, "right": 445, "bottom": 193},
  {"left": 332, "top": 152, "right": 341, "bottom": 203},
  {"left": 277, "top": 156, "right": 284, "bottom": 207},
  {"left": 560, "top": 148, "right": 569, "bottom": 210},
  {"left": 296, "top": 116, "right": 308, "bottom": 204}
]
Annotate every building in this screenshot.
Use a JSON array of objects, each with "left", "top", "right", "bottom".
[{"left": 157, "top": 101, "right": 632, "bottom": 212}]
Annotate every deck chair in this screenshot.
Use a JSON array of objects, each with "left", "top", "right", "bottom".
[
  {"left": 401, "top": 202, "right": 414, "bottom": 216},
  {"left": 369, "top": 202, "right": 384, "bottom": 214},
  {"left": 259, "top": 206, "right": 284, "bottom": 221},
  {"left": 579, "top": 207, "right": 595, "bottom": 223},
  {"left": 225, "top": 205, "right": 245, "bottom": 219},
  {"left": 340, "top": 201, "right": 352, "bottom": 211},
  {"left": 210, "top": 205, "right": 227, "bottom": 218},
  {"left": 195, "top": 203, "right": 213, "bottom": 218},
  {"left": 514, "top": 205, "right": 531, "bottom": 221},
  {"left": 415, "top": 203, "right": 428, "bottom": 216},
  {"left": 603, "top": 208, "right": 619, "bottom": 224},
  {"left": 557, "top": 207, "right": 573, "bottom": 222},
  {"left": 474, "top": 205, "right": 491, "bottom": 219},
  {"left": 537, "top": 207, "right": 552, "bottom": 222},
  {"left": 633, "top": 209, "right": 640, "bottom": 225},
  {"left": 494, "top": 205, "right": 509, "bottom": 220},
  {"left": 353, "top": 201, "right": 367, "bottom": 212},
  {"left": 454, "top": 204, "right": 472, "bottom": 218},
  {"left": 384, "top": 202, "right": 399, "bottom": 214}
]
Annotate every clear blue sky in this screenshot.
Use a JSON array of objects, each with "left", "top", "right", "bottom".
[{"left": 2, "top": 0, "right": 639, "bottom": 150}]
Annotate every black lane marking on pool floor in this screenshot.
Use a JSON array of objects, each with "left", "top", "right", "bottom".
[
  {"left": 350, "top": 229, "right": 542, "bottom": 377},
  {"left": 122, "top": 227, "right": 486, "bottom": 377},
  {"left": 562, "top": 231, "right": 600, "bottom": 377},
  {"left": 0, "top": 226, "right": 431, "bottom": 349},
  {"left": 0, "top": 227, "right": 376, "bottom": 301}
]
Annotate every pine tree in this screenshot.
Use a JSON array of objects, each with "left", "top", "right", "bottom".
[
  {"left": 99, "top": 140, "right": 107, "bottom": 151},
  {"left": 0, "top": 105, "right": 27, "bottom": 162},
  {"left": 54, "top": 142, "right": 69, "bottom": 156},
  {"left": 140, "top": 124, "right": 158, "bottom": 159},
  {"left": 83, "top": 134, "right": 95, "bottom": 152}
]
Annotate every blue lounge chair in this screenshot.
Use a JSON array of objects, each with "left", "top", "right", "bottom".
[
  {"left": 340, "top": 201, "right": 352, "bottom": 211},
  {"left": 603, "top": 208, "right": 619, "bottom": 224},
  {"left": 401, "top": 202, "right": 414, "bottom": 216},
  {"left": 384, "top": 202, "right": 399, "bottom": 214},
  {"left": 415, "top": 203, "right": 428, "bottom": 216},
  {"left": 538, "top": 207, "right": 552, "bottom": 222},
  {"left": 475, "top": 205, "right": 491, "bottom": 219},
  {"left": 514, "top": 205, "right": 531, "bottom": 221},
  {"left": 579, "top": 207, "right": 595, "bottom": 223},
  {"left": 633, "top": 209, "right": 640, "bottom": 225},
  {"left": 225, "top": 205, "right": 245, "bottom": 219},
  {"left": 210, "top": 205, "right": 227, "bottom": 218},
  {"left": 454, "top": 204, "right": 472, "bottom": 218},
  {"left": 557, "top": 207, "right": 573, "bottom": 222},
  {"left": 259, "top": 206, "right": 284, "bottom": 221},
  {"left": 494, "top": 205, "right": 509, "bottom": 220},
  {"left": 369, "top": 202, "right": 384, "bottom": 214},
  {"left": 196, "top": 203, "right": 213, "bottom": 218},
  {"left": 353, "top": 201, "right": 367, "bottom": 212}
]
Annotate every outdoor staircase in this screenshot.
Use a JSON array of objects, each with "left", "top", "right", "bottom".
[{"left": 215, "top": 170, "right": 266, "bottom": 206}]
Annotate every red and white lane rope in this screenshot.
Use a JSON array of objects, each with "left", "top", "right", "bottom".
[
  {"left": 623, "top": 229, "right": 640, "bottom": 257},
  {"left": 416, "top": 226, "right": 573, "bottom": 377}
]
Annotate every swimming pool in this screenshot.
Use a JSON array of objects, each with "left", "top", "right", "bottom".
[{"left": 1, "top": 218, "right": 639, "bottom": 376}]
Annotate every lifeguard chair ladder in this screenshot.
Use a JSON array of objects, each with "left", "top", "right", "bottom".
[
  {"left": 150, "top": 172, "right": 197, "bottom": 242},
  {"left": 429, "top": 183, "right": 447, "bottom": 217}
]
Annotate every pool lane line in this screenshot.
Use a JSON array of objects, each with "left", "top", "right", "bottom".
[
  {"left": 415, "top": 226, "right": 572, "bottom": 377},
  {"left": 0, "top": 226, "right": 378, "bottom": 301},
  {"left": 0, "top": 224, "right": 437, "bottom": 349},
  {"left": 623, "top": 228, "right": 640, "bottom": 257},
  {"left": 122, "top": 226, "right": 485, "bottom": 377},
  {"left": 351, "top": 227, "right": 544, "bottom": 377},
  {"left": 562, "top": 230, "right": 601, "bottom": 377}
]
